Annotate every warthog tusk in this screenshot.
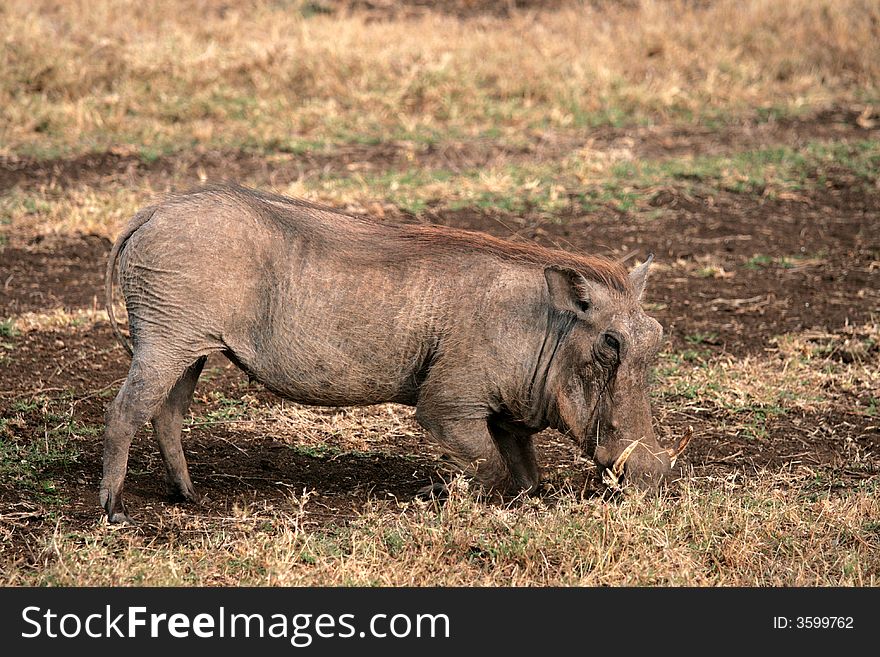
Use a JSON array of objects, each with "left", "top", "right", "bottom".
[
  {"left": 601, "top": 469, "right": 619, "bottom": 489},
  {"left": 602, "top": 439, "right": 641, "bottom": 490},
  {"left": 613, "top": 439, "right": 641, "bottom": 476},
  {"left": 666, "top": 426, "right": 694, "bottom": 468}
]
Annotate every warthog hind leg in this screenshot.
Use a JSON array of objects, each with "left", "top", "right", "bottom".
[
  {"left": 150, "top": 356, "right": 206, "bottom": 503},
  {"left": 100, "top": 352, "right": 203, "bottom": 523}
]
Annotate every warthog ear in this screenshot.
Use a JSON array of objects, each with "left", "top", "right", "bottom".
[
  {"left": 544, "top": 266, "right": 592, "bottom": 316},
  {"left": 629, "top": 253, "right": 654, "bottom": 300}
]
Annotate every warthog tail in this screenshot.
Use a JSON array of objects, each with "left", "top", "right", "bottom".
[{"left": 105, "top": 206, "right": 157, "bottom": 357}]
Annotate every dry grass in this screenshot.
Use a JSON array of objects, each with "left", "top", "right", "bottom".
[
  {"left": 0, "top": 186, "right": 152, "bottom": 239},
  {"left": 8, "top": 308, "right": 110, "bottom": 333},
  {"left": 2, "top": 0, "right": 877, "bottom": 157},
  {"left": 653, "top": 321, "right": 880, "bottom": 453},
  {"left": 2, "top": 473, "right": 877, "bottom": 586},
  {"left": 659, "top": 322, "right": 879, "bottom": 413}
]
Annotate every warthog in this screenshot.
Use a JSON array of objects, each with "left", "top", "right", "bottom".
[{"left": 100, "top": 184, "right": 689, "bottom": 522}]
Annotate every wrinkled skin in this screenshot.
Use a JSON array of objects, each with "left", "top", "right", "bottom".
[{"left": 100, "top": 184, "right": 678, "bottom": 522}]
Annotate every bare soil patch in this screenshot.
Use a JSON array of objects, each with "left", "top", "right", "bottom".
[{"left": 0, "top": 234, "right": 110, "bottom": 316}]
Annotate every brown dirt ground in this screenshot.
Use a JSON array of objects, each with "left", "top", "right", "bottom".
[{"left": 1, "top": 121, "right": 878, "bottom": 560}]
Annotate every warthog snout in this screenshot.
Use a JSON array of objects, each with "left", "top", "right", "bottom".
[{"left": 594, "top": 429, "right": 692, "bottom": 492}]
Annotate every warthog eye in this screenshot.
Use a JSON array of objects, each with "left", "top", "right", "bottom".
[{"left": 603, "top": 333, "right": 621, "bottom": 354}]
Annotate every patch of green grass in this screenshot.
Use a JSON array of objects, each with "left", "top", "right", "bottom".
[
  {"left": 11, "top": 397, "right": 44, "bottom": 413},
  {"left": 5, "top": 133, "right": 878, "bottom": 229},
  {"left": 755, "top": 105, "right": 797, "bottom": 124},
  {"left": 746, "top": 253, "right": 828, "bottom": 271},
  {"left": 744, "top": 254, "right": 774, "bottom": 270},
  {"left": 382, "top": 528, "right": 409, "bottom": 557},
  {"left": 654, "top": 349, "right": 709, "bottom": 379},
  {"left": 22, "top": 196, "right": 52, "bottom": 215},
  {"left": 671, "top": 378, "right": 723, "bottom": 400},
  {"left": 564, "top": 101, "right": 643, "bottom": 130},
  {"left": 253, "top": 136, "right": 328, "bottom": 156},
  {"left": 685, "top": 331, "right": 720, "bottom": 346},
  {"left": 138, "top": 146, "right": 162, "bottom": 164},
  {"left": 0, "top": 396, "right": 86, "bottom": 503},
  {"left": 0, "top": 319, "right": 19, "bottom": 338},
  {"left": 0, "top": 191, "right": 56, "bottom": 235},
  {"left": 677, "top": 349, "right": 708, "bottom": 363},
  {"left": 605, "top": 139, "right": 880, "bottom": 201}
]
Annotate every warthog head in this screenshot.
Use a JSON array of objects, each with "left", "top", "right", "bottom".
[{"left": 545, "top": 255, "right": 690, "bottom": 492}]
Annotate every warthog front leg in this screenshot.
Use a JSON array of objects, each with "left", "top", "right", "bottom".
[
  {"left": 415, "top": 409, "right": 518, "bottom": 498},
  {"left": 150, "top": 356, "right": 205, "bottom": 503},
  {"left": 487, "top": 421, "right": 541, "bottom": 494}
]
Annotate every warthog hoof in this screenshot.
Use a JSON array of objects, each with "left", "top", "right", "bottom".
[
  {"left": 165, "top": 482, "right": 199, "bottom": 504},
  {"left": 107, "top": 510, "right": 135, "bottom": 525},
  {"left": 99, "top": 487, "right": 134, "bottom": 524}
]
